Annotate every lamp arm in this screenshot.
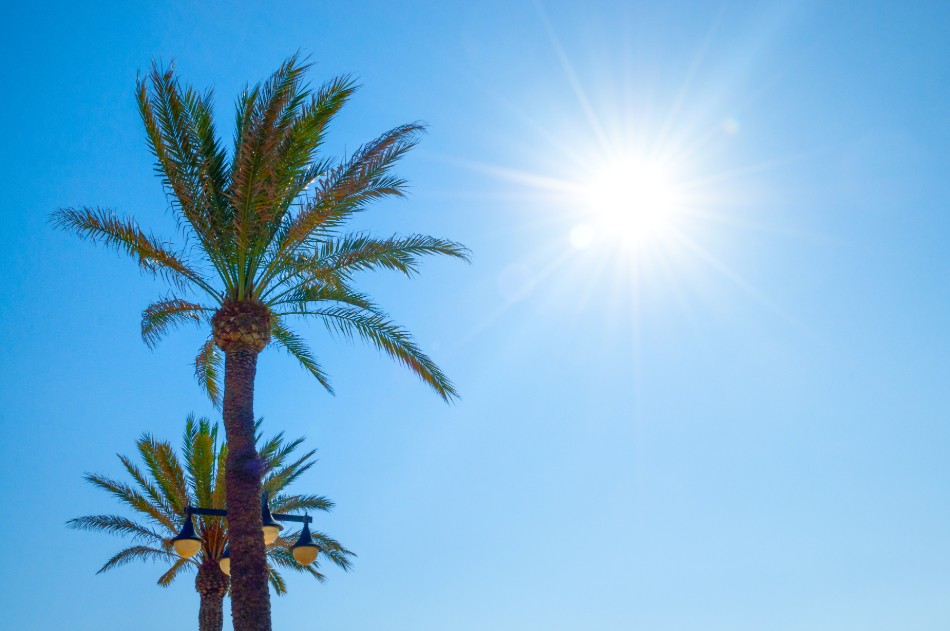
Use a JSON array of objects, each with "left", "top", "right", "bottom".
[
  {"left": 186, "top": 506, "right": 229, "bottom": 518},
  {"left": 271, "top": 512, "right": 313, "bottom": 524}
]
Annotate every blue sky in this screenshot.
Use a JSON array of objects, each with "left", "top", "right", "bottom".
[{"left": 2, "top": 1, "right": 949, "bottom": 629}]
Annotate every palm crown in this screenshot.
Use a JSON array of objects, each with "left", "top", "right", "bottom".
[
  {"left": 68, "top": 414, "right": 353, "bottom": 593},
  {"left": 52, "top": 53, "right": 468, "bottom": 404}
]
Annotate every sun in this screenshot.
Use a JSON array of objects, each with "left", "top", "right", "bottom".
[{"left": 571, "top": 157, "right": 683, "bottom": 250}]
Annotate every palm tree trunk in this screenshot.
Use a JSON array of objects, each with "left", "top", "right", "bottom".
[
  {"left": 223, "top": 348, "right": 271, "bottom": 631},
  {"left": 199, "top": 593, "right": 226, "bottom": 631},
  {"left": 196, "top": 563, "right": 230, "bottom": 631}
]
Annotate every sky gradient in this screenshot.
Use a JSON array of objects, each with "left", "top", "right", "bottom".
[{"left": 2, "top": 1, "right": 949, "bottom": 629}]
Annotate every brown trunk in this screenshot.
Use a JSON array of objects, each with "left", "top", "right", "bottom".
[
  {"left": 199, "top": 593, "right": 226, "bottom": 631},
  {"left": 222, "top": 348, "right": 271, "bottom": 631},
  {"left": 196, "top": 562, "right": 230, "bottom": 631}
]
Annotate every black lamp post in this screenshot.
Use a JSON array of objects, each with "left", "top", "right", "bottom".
[{"left": 171, "top": 492, "right": 318, "bottom": 574}]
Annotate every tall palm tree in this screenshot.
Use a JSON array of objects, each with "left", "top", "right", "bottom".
[
  {"left": 53, "top": 54, "right": 467, "bottom": 630},
  {"left": 69, "top": 415, "right": 353, "bottom": 631}
]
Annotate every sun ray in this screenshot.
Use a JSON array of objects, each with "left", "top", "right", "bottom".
[
  {"left": 423, "top": 4, "right": 820, "bottom": 369},
  {"left": 534, "top": 1, "right": 613, "bottom": 155},
  {"left": 666, "top": 229, "right": 806, "bottom": 331}
]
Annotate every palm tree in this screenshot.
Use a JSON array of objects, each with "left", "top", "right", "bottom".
[
  {"left": 53, "top": 54, "right": 467, "bottom": 630},
  {"left": 69, "top": 415, "right": 353, "bottom": 631}
]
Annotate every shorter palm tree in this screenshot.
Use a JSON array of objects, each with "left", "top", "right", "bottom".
[{"left": 69, "top": 415, "right": 352, "bottom": 631}]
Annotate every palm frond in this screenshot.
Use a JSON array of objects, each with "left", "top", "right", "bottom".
[
  {"left": 142, "top": 297, "right": 209, "bottom": 348},
  {"left": 264, "top": 122, "right": 426, "bottom": 280},
  {"left": 309, "top": 530, "right": 355, "bottom": 571},
  {"left": 181, "top": 413, "right": 199, "bottom": 472},
  {"left": 229, "top": 54, "right": 313, "bottom": 296},
  {"left": 269, "top": 493, "right": 333, "bottom": 514},
  {"left": 97, "top": 545, "right": 175, "bottom": 574},
  {"left": 270, "top": 318, "right": 333, "bottom": 393},
  {"left": 183, "top": 415, "right": 217, "bottom": 507},
  {"left": 137, "top": 436, "right": 189, "bottom": 514},
  {"left": 50, "top": 207, "right": 218, "bottom": 298},
  {"left": 67, "top": 514, "right": 165, "bottom": 543},
  {"left": 263, "top": 449, "right": 318, "bottom": 496},
  {"left": 257, "top": 430, "right": 288, "bottom": 469},
  {"left": 267, "top": 283, "right": 378, "bottom": 314},
  {"left": 137, "top": 63, "right": 234, "bottom": 287},
  {"left": 210, "top": 441, "right": 228, "bottom": 509},
  {"left": 84, "top": 473, "right": 175, "bottom": 531},
  {"left": 257, "top": 74, "right": 359, "bottom": 245},
  {"left": 311, "top": 233, "right": 470, "bottom": 278},
  {"left": 262, "top": 233, "right": 466, "bottom": 313},
  {"left": 194, "top": 336, "right": 223, "bottom": 408},
  {"left": 157, "top": 556, "right": 195, "bottom": 587},
  {"left": 258, "top": 429, "right": 308, "bottom": 474},
  {"left": 117, "top": 454, "right": 174, "bottom": 520},
  {"left": 278, "top": 305, "right": 457, "bottom": 401},
  {"left": 267, "top": 566, "right": 289, "bottom": 595}
]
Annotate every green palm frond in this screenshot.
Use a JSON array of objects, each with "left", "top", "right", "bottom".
[
  {"left": 117, "top": 454, "right": 173, "bottom": 518},
  {"left": 256, "top": 426, "right": 284, "bottom": 461},
  {"left": 157, "top": 557, "right": 194, "bottom": 587},
  {"left": 268, "top": 566, "right": 289, "bottom": 595},
  {"left": 309, "top": 530, "right": 354, "bottom": 571},
  {"left": 97, "top": 545, "right": 176, "bottom": 574},
  {"left": 137, "top": 436, "right": 189, "bottom": 514},
  {"left": 248, "top": 74, "right": 358, "bottom": 253},
  {"left": 258, "top": 431, "right": 303, "bottom": 472},
  {"left": 50, "top": 207, "right": 218, "bottom": 297},
  {"left": 269, "top": 493, "right": 333, "bottom": 514},
  {"left": 229, "top": 54, "right": 313, "bottom": 286},
  {"left": 267, "top": 283, "right": 379, "bottom": 315},
  {"left": 138, "top": 63, "right": 233, "bottom": 282},
  {"left": 142, "top": 297, "right": 209, "bottom": 348},
  {"left": 310, "top": 233, "right": 470, "bottom": 278},
  {"left": 279, "top": 305, "right": 457, "bottom": 401},
  {"left": 210, "top": 440, "right": 228, "bottom": 508},
  {"left": 270, "top": 318, "right": 332, "bottom": 393},
  {"left": 268, "top": 123, "right": 425, "bottom": 270},
  {"left": 67, "top": 515, "right": 165, "bottom": 543},
  {"left": 183, "top": 415, "right": 217, "bottom": 507},
  {"left": 264, "top": 449, "right": 317, "bottom": 496},
  {"left": 194, "top": 337, "right": 223, "bottom": 408},
  {"left": 84, "top": 473, "right": 175, "bottom": 531}
]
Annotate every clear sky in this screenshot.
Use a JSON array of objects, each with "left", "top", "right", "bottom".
[{"left": 2, "top": 1, "right": 949, "bottom": 629}]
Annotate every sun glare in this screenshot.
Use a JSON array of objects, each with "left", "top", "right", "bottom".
[
  {"left": 458, "top": 5, "right": 779, "bottom": 348},
  {"left": 568, "top": 157, "right": 684, "bottom": 252}
]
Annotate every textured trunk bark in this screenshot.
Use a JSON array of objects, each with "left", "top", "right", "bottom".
[
  {"left": 196, "top": 563, "right": 230, "bottom": 631},
  {"left": 222, "top": 349, "right": 271, "bottom": 631},
  {"left": 199, "top": 592, "right": 226, "bottom": 631}
]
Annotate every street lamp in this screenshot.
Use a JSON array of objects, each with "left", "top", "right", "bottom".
[
  {"left": 219, "top": 546, "right": 231, "bottom": 576},
  {"left": 170, "top": 513, "right": 202, "bottom": 558},
  {"left": 261, "top": 496, "right": 283, "bottom": 545},
  {"left": 290, "top": 521, "right": 319, "bottom": 566},
  {"left": 170, "top": 493, "right": 318, "bottom": 571}
]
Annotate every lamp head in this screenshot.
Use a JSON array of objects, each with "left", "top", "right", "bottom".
[
  {"left": 261, "top": 495, "right": 283, "bottom": 545},
  {"left": 219, "top": 546, "right": 231, "bottom": 576},
  {"left": 291, "top": 520, "right": 319, "bottom": 566},
  {"left": 171, "top": 513, "right": 202, "bottom": 559}
]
